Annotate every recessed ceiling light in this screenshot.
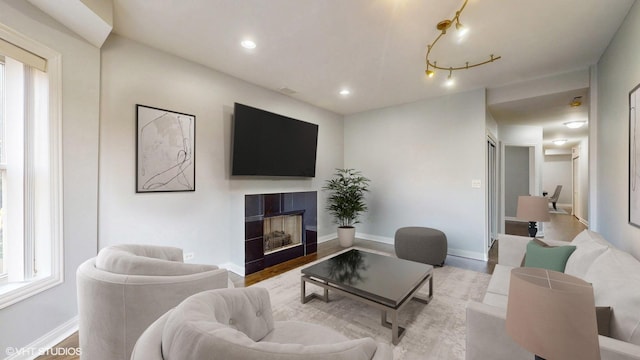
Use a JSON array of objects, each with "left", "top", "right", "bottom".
[
  {"left": 564, "top": 121, "right": 586, "bottom": 129},
  {"left": 339, "top": 89, "right": 351, "bottom": 96},
  {"left": 553, "top": 139, "right": 568, "bottom": 146},
  {"left": 241, "top": 40, "right": 256, "bottom": 49}
]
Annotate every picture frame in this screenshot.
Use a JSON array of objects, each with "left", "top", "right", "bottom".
[
  {"left": 629, "top": 84, "right": 640, "bottom": 226},
  {"left": 136, "top": 104, "right": 195, "bottom": 193}
]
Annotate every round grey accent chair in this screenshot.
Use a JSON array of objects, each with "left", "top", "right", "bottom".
[{"left": 394, "top": 227, "right": 448, "bottom": 266}]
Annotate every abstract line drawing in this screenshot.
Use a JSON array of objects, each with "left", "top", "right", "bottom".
[
  {"left": 136, "top": 105, "right": 195, "bottom": 193},
  {"left": 630, "top": 84, "right": 640, "bottom": 226}
]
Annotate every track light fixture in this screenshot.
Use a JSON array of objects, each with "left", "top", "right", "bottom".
[{"left": 424, "top": 0, "right": 501, "bottom": 80}]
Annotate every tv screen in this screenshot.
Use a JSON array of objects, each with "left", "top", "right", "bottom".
[{"left": 232, "top": 103, "right": 318, "bottom": 177}]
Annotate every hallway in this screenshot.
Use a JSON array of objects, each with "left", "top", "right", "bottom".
[{"left": 505, "top": 205, "right": 587, "bottom": 242}]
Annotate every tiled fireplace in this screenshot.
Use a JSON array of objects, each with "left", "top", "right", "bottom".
[{"left": 244, "top": 191, "right": 317, "bottom": 275}]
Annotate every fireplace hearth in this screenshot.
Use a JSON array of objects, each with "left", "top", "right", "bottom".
[{"left": 244, "top": 192, "right": 317, "bottom": 275}]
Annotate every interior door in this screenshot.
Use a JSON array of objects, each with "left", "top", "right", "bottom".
[
  {"left": 573, "top": 153, "right": 579, "bottom": 217},
  {"left": 487, "top": 139, "right": 498, "bottom": 248}
]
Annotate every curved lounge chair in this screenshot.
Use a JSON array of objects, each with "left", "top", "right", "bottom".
[
  {"left": 77, "top": 244, "right": 230, "bottom": 360},
  {"left": 131, "top": 287, "right": 392, "bottom": 360}
]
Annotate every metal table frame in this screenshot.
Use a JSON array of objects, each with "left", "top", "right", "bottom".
[{"left": 301, "top": 269, "right": 433, "bottom": 345}]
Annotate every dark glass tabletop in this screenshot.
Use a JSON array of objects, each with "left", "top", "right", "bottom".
[{"left": 301, "top": 249, "right": 433, "bottom": 307}]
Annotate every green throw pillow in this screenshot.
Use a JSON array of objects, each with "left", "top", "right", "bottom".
[{"left": 524, "top": 239, "right": 576, "bottom": 272}]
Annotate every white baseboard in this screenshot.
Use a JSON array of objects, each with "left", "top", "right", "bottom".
[
  {"left": 355, "top": 232, "right": 393, "bottom": 244},
  {"left": 356, "top": 233, "right": 486, "bottom": 261},
  {"left": 317, "top": 234, "right": 335, "bottom": 243},
  {"left": 578, "top": 217, "right": 589, "bottom": 227},
  {"left": 220, "top": 262, "right": 245, "bottom": 277},
  {"left": 447, "top": 248, "right": 486, "bottom": 261},
  {"left": 5, "top": 316, "right": 78, "bottom": 360}
]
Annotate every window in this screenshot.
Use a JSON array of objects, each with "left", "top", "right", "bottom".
[
  {"left": 0, "top": 59, "right": 5, "bottom": 281},
  {"left": 0, "top": 24, "right": 62, "bottom": 309}
]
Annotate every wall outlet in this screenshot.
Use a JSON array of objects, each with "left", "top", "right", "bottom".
[
  {"left": 471, "top": 179, "right": 481, "bottom": 188},
  {"left": 183, "top": 252, "right": 195, "bottom": 261}
]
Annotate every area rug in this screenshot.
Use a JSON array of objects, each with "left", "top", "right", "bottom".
[{"left": 250, "top": 249, "right": 491, "bottom": 360}]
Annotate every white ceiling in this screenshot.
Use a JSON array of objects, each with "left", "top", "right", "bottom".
[
  {"left": 489, "top": 88, "right": 590, "bottom": 149},
  {"left": 111, "top": 0, "right": 634, "bottom": 147}
]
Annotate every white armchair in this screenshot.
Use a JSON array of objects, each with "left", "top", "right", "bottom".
[
  {"left": 131, "top": 287, "right": 393, "bottom": 360},
  {"left": 76, "top": 244, "right": 229, "bottom": 360}
]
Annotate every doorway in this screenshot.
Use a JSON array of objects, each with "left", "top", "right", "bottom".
[{"left": 504, "top": 145, "right": 532, "bottom": 219}]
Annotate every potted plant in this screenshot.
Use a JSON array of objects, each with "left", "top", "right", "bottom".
[{"left": 323, "top": 168, "right": 370, "bottom": 247}]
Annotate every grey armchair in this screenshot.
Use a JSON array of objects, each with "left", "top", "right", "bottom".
[
  {"left": 76, "top": 244, "right": 229, "bottom": 360},
  {"left": 131, "top": 287, "right": 393, "bottom": 360},
  {"left": 548, "top": 185, "right": 563, "bottom": 210}
]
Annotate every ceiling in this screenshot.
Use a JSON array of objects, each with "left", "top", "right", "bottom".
[
  {"left": 489, "top": 88, "right": 590, "bottom": 150},
  {"left": 111, "top": 0, "right": 634, "bottom": 146}
]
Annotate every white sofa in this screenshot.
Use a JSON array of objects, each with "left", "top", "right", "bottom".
[
  {"left": 77, "top": 244, "right": 230, "bottom": 360},
  {"left": 466, "top": 230, "right": 640, "bottom": 360},
  {"left": 131, "top": 287, "right": 393, "bottom": 360}
]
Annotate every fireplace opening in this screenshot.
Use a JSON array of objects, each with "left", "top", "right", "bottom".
[
  {"left": 244, "top": 191, "right": 317, "bottom": 275},
  {"left": 264, "top": 213, "right": 302, "bottom": 254}
]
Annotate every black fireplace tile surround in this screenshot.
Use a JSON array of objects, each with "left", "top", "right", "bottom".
[{"left": 244, "top": 191, "right": 317, "bottom": 275}]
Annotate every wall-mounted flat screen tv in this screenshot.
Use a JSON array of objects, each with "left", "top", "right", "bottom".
[{"left": 232, "top": 103, "right": 319, "bottom": 177}]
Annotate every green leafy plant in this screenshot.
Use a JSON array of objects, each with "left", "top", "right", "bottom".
[{"left": 323, "top": 169, "right": 370, "bottom": 228}]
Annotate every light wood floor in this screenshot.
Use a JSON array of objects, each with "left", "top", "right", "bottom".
[
  {"left": 38, "top": 209, "right": 584, "bottom": 360},
  {"left": 505, "top": 205, "right": 586, "bottom": 242}
]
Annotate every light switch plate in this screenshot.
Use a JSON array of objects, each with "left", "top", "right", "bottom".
[{"left": 471, "top": 179, "right": 481, "bottom": 188}]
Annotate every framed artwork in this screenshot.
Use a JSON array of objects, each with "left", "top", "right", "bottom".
[
  {"left": 136, "top": 104, "right": 195, "bottom": 193},
  {"left": 630, "top": 84, "right": 640, "bottom": 226}
]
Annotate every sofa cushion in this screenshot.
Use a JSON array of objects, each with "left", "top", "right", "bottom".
[
  {"left": 482, "top": 264, "right": 513, "bottom": 309},
  {"left": 483, "top": 292, "right": 509, "bottom": 309},
  {"left": 572, "top": 229, "right": 613, "bottom": 247},
  {"left": 486, "top": 264, "right": 513, "bottom": 297},
  {"left": 96, "top": 246, "right": 218, "bottom": 276},
  {"left": 523, "top": 240, "right": 576, "bottom": 272},
  {"left": 564, "top": 230, "right": 610, "bottom": 278},
  {"left": 584, "top": 248, "right": 640, "bottom": 345}
]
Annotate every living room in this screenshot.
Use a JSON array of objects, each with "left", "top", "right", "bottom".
[{"left": 1, "top": 0, "right": 640, "bottom": 359}]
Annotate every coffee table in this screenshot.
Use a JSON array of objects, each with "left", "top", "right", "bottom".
[{"left": 301, "top": 249, "right": 433, "bottom": 344}]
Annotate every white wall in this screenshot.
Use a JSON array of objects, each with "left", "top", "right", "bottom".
[
  {"left": 543, "top": 154, "right": 572, "bottom": 205},
  {"left": 99, "top": 35, "right": 344, "bottom": 274},
  {"left": 0, "top": 0, "right": 100, "bottom": 352},
  {"left": 344, "top": 89, "right": 487, "bottom": 260},
  {"left": 486, "top": 109, "right": 498, "bottom": 139},
  {"left": 595, "top": 0, "right": 640, "bottom": 259}
]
